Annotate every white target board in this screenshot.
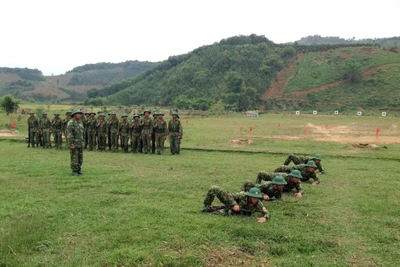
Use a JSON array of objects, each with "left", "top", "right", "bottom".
[
  {"left": 334, "top": 110, "right": 339, "bottom": 115},
  {"left": 357, "top": 111, "right": 362, "bottom": 116},
  {"left": 313, "top": 111, "right": 317, "bottom": 115},
  {"left": 295, "top": 111, "right": 300, "bottom": 115},
  {"left": 382, "top": 112, "right": 387, "bottom": 117}
]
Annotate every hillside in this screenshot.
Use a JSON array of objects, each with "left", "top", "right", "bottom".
[
  {"left": 296, "top": 35, "right": 400, "bottom": 49},
  {"left": 89, "top": 35, "right": 298, "bottom": 111},
  {"left": 263, "top": 46, "right": 400, "bottom": 111},
  {"left": 0, "top": 61, "right": 158, "bottom": 102}
]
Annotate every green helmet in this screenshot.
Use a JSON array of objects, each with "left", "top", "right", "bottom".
[
  {"left": 110, "top": 111, "right": 117, "bottom": 115},
  {"left": 171, "top": 112, "right": 180, "bottom": 118},
  {"left": 99, "top": 113, "right": 106, "bottom": 117},
  {"left": 71, "top": 109, "right": 83, "bottom": 116},
  {"left": 271, "top": 176, "right": 288, "bottom": 185},
  {"left": 312, "top": 154, "right": 322, "bottom": 161},
  {"left": 153, "top": 111, "right": 159, "bottom": 116},
  {"left": 288, "top": 170, "right": 303, "bottom": 179},
  {"left": 158, "top": 112, "right": 164, "bottom": 116},
  {"left": 305, "top": 160, "right": 318, "bottom": 168},
  {"left": 54, "top": 111, "right": 60, "bottom": 115},
  {"left": 28, "top": 111, "right": 35, "bottom": 114},
  {"left": 90, "top": 110, "right": 96, "bottom": 115},
  {"left": 121, "top": 113, "right": 128, "bottom": 118},
  {"left": 133, "top": 113, "right": 140, "bottom": 118},
  {"left": 41, "top": 111, "right": 47, "bottom": 115},
  {"left": 245, "top": 187, "right": 263, "bottom": 199},
  {"left": 66, "top": 110, "right": 72, "bottom": 115},
  {"left": 143, "top": 109, "right": 151, "bottom": 115}
]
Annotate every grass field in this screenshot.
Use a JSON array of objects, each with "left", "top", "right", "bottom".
[{"left": 0, "top": 110, "right": 399, "bottom": 266}]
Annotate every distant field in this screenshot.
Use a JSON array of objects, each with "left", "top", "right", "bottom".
[{"left": 0, "top": 110, "right": 399, "bottom": 266}]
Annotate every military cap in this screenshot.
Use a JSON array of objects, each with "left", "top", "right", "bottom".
[
  {"left": 121, "top": 113, "right": 128, "bottom": 118},
  {"left": 171, "top": 112, "right": 180, "bottom": 118},
  {"left": 153, "top": 111, "right": 159, "bottom": 116},
  {"left": 158, "top": 112, "right": 164, "bottom": 116},
  {"left": 133, "top": 113, "right": 140, "bottom": 118},
  {"left": 143, "top": 109, "right": 151, "bottom": 115},
  {"left": 41, "top": 111, "right": 47, "bottom": 115},
  {"left": 245, "top": 187, "right": 263, "bottom": 199},
  {"left": 71, "top": 109, "right": 83, "bottom": 116},
  {"left": 110, "top": 111, "right": 117, "bottom": 115},
  {"left": 271, "top": 176, "right": 288, "bottom": 185},
  {"left": 305, "top": 160, "right": 318, "bottom": 168},
  {"left": 66, "top": 110, "right": 72, "bottom": 114},
  {"left": 99, "top": 113, "right": 106, "bottom": 117},
  {"left": 90, "top": 111, "right": 96, "bottom": 115},
  {"left": 54, "top": 111, "right": 60, "bottom": 115},
  {"left": 312, "top": 154, "right": 322, "bottom": 161},
  {"left": 288, "top": 170, "right": 303, "bottom": 179},
  {"left": 28, "top": 111, "right": 35, "bottom": 114}
]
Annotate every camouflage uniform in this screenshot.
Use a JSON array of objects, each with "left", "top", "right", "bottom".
[
  {"left": 97, "top": 114, "right": 108, "bottom": 151},
  {"left": 108, "top": 114, "right": 120, "bottom": 152},
  {"left": 283, "top": 154, "right": 324, "bottom": 173},
  {"left": 203, "top": 186, "right": 269, "bottom": 217},
  {"left": 140, "top": 114, "right": 153, "bottom": 154},
  {"left": 168, "top": 113, "right": 183, "bottom": 155},
  {"left": 27, "top": 114, "right": 39, "bottom": 147},
  {"left": 151, "top": 113, "right": 159, "bottom": 153},
  {"left": 274, "top": 163, "right": 320, "bottom": 184},
  {"left": 88, "top": 114, "right": 98, "bottom": 150},
  {"left": 130, "top": 115, "right": 142, "bottom": 153},
  {"left": 242, "top": 181, "right": 283, "bottom": 200},
  {"left": 154, "top": 114, "right": 168, "bottom": 155},
  {"left": 66, "top": 112, "right": 84, "bottom": 174},
  {"left": 82, "top": 113, "right": 90, "bottom": 148},
  {"left": 256, "top": 171, "right": 288, "bottom": 184},
  {"left": 40, "top": 114, "right": 52, "bottom": 148},
  {"left": 62, "top": 112, "right": 72, "bottom": 148},
  {"left": 51, "top": 114, "right": 63, "bottom": 149},
  {"left": 119, "top": 115, "right": 131, "bottom": 153},
  {"left": 283, "top": 176, "right": 303, "bottom": 194}
]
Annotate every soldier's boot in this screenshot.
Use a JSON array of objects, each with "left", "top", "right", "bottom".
[{"left": 201, "top": 205, "right": 211, "bottom": 212}]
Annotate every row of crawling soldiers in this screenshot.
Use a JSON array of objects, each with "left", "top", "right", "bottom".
[{"left": 201, "top": 154, "right": 324, "bottom": 223}]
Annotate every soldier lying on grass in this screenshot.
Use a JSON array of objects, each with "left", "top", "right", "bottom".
[{"left": 202, "top": 186, "right": 269, "bottom": 223}]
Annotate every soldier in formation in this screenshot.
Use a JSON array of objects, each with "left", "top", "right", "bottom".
[
  {"left": 66, "top": 110, "right": 84, "bottom": 176},
  {"left": 27, "top": 111, "right": 39, "bottom": 147},
  {"left": 168, "top": 111, "right": 183, "bottom": 155},
  {"left": 140, "top": 110, "right": 153, "bottom": 154},
  {"left": 274, "top": 160, "right": 320, "bottom": 185},
  {"left": 119, "top": 113, "right": 131, "bottom": 153},
  {"left": 283, "top": 154, "right": 324, "bottom": 174},
  {"left": 40, "top": 112, "right": 52, "bottom": 148},
  {"left": 130, "top": 113, "right": 142, "bottom": 153},
  {"left": 52, "top": 112, "right": 63, "bottom": 149}
]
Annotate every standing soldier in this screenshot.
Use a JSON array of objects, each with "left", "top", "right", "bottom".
[
  {"left": 82, "top": 112, "right": 90, "bottom": 148},
  {"left": 97, "top": 113, "right": 108, "bottom": 152},
  {"left": 51, "top": 111, "right": 63, "bottom": 149},
  {"left": 151, "top": 112, "right": 159, "bottom": 154},
  {"left": 27, "top": 111, "right": 39, "bottom": 148},
  {"left": 168, "top": 111, "right": 183, "bottom": 155},
  {"left": 119, "top": 113, "right": 130, "bottom": 153},
  {"left": 88, "top": 111, "right": 97, "bottom": 151},
  {"left": 154, "top": 112, "right": 168, "bottom": 155},
  {"left": 67, "top": 110, "right": 84, "bottom": 176},
  {"left": 62, "top": 111, "right": 72, "bottom": 148},
  {"left": 130, "top": 113, "right": 142, "bottom": 153},
  {"left": 108, "top": 111, "right": 119, "bottom": 152},
  {"left": 140, "top": 110, "right": 153, "bottom": 154},
  {"left": 40, "top": 112, "right": 52, "bottom": 148}
]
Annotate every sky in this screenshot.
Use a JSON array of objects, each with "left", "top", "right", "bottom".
[{"left": 1, "top": 0, "right": 399, "bottom": 75}]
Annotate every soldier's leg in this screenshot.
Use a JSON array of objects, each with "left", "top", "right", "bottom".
[
  {"left": 160, "top": 134, "right": 165, "bottom": 154},
  {"left": 30, "top": 131, "right": 35, "bottom": 147},
  {"left": 256, "top": 171, "right": 272, "bottom": 184},
  {"left": 70, "top": 149, "right": 80, "bottom": 174},
  {"left": 142, "top": 134, "right": 148, "bottom": 154},
  {"left": 78, "top": 148, "right": 83, "bottom": 172},
  {"left": 176, "top": 138, "right": 181, "bottom": 155},
  {"left": 274, "top": 166, "right": 291, "bottom": 173},
  {"left": 203, "top": 186, "right": 231, "bottom": 207},
  {"left": 59, "top": 131, "right": 63, "bottom": 149},
  {"left": 284, "top": 154, "right": 301, "bottom": 165}
]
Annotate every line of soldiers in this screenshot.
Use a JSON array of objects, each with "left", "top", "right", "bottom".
[
  {"left": 201, "top": 154, "right": 325, "bottom": 223},
  {"left": 27, "top": 111, "right": 64, "bottom": 149},
  {"left": 28, "top": 109, "right": 183, "bottom": 155}
]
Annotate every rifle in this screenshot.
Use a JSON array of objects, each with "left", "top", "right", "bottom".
[
  {"left": 205, "top": 205, "right": 253, "bottom": 216},
  {"left": 267, "top": 197, "right": 282, "bottom": 202}
]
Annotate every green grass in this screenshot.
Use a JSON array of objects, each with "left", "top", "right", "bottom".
[{"left": 1, "top": 112, "right": 399, "bottom": 266}]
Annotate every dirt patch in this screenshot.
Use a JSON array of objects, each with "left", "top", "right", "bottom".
[
  {"left": 0, "top": 130, "right": 19, "bottom": 137},
  {"left": 230, "top": 139, "right": 253, "bottom": 147}
]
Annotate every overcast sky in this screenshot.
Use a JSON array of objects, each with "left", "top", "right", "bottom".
[{"left": 1, "top": 0, "right": 399, "bottom": 75}]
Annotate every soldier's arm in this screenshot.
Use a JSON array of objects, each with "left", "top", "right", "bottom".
[{"left": 256, "top": 201, "right": 269, "bottom": 223}]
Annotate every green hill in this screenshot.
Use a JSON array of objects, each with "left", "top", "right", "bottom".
[
  {"left": 263, "top": 46, "right": 400, "bottom": 111},
  {"left": 296, "top": 35, "right": 400, "bottom": 49},
  {"left": 88, "top": 35, "right": 297, "bottom": 111},
  {"left": 0, "top": 61, "right": 158, "bottom": 102}
]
